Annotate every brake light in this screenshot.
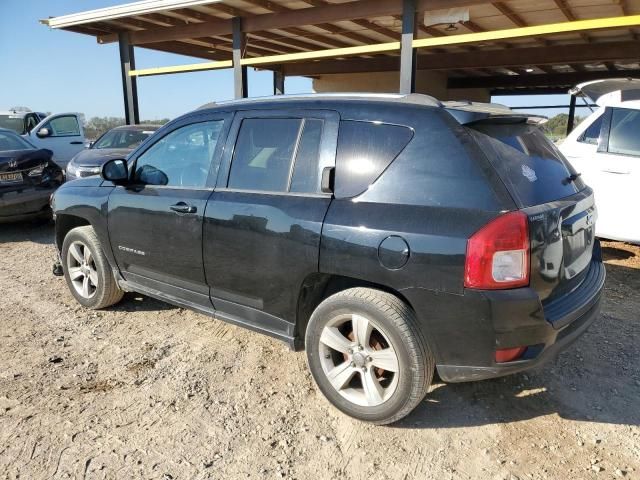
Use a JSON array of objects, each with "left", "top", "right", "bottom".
[{"left": 464, "top": 211, "right": 530, "bottom": 289}]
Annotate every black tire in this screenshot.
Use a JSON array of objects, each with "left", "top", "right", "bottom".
[
  {"left": 61, "top": 225, "right": 124, "bottom": 309},
  {"left": 305, "top": 287, "right": 434, "bottom": 425}
]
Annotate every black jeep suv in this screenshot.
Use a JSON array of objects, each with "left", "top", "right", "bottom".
[{"left": 51, "top": 94, "right": 605, "bottom": 424}]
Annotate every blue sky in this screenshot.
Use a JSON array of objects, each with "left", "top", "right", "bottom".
[{"left": 0, "top": 0, "right": 590, "bottom": 121}]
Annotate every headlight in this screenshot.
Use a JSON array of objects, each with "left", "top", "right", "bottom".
[
  {"left": 67, "top": 163, "right": 101, "bottom": 178},
  {"left": 27, "top": 163, "right": 48, "bottom": 177}
]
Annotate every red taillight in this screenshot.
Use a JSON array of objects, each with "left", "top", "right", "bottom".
[
  {"left": 464, "top": 211, "right": 530, "bottom": 290},
  {"left": 495, "top": 347, "right": 526, "bottom": 363}
]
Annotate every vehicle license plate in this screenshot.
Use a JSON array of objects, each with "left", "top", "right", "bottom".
[{"left": 0, "top": 172, "right": 23, "bottom": 183}]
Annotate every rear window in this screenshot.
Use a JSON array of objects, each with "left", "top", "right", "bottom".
[
  {"left": 467, "top": 121, "right": 585, "bottom": 207},
  {"left": 335, "top": 121, "right": 413, "bottom": 198}
]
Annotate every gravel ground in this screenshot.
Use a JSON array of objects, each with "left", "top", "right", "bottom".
[{"left": 0, "top": 222, "right": 638, "bottom": 480}]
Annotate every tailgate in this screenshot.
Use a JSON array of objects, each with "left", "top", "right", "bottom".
[
  {"left": 465, "top": 118, "right": 596, "bottom": 302},
  {"left": 525, "top": 189, "right": 597, "bottom": 302}
]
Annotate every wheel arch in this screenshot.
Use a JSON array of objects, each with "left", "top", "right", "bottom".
[
  {"left": 294, "top": 273, "right": 416, "bottom": 351},
  {"left": 55, "top": 214, "right": 91, "bottom": 252}
]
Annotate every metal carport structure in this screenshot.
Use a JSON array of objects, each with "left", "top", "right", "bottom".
[{"left": 41, "top": 0, "right": 640, "bottom": 129}]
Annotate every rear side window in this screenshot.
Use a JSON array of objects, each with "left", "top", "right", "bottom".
[
  {"left": 608, "top": 108, "right": 640, "bottom": 156},
  {"left": 335, "top": 121, "right": 413, "bottom": 198},
  {"left": 228, "top": 118, "right": 301, "bottom": 192},
  {"left": 578, "top": 114, "right": 604, "bottom": 145},
  {"left": 468, "top": 122, "right": 584, "bottom": 208}
]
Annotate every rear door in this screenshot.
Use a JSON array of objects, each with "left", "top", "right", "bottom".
[
  {"left": 26, "top": 113, "right": 85, "bottom": 169},
  {"left": 589, "top": 107, "right": 640, "bottom": 242},
  {"left": 203, "top": 109, "right": 338, "bottom": 338},
  {"left": 108, "top": 113, "right": 230, "bottom": 309}
]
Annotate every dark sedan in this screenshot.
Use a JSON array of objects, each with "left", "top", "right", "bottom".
[
  {"left": 66, "top": 124, "right": 161, "bottom": 180},
  {"left": 0, "top": 128, "right": 63, "bottom": 223}
]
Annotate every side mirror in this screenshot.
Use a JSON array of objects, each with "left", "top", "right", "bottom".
[
  {"left": 321, "top": 166, "right": 335, "bottom": 194},
  {"left": 36, "top": 127, "right": 50, "bottom": 138},
  {"left": 101, "top": 158, "right": 129, "bottom": 185}
]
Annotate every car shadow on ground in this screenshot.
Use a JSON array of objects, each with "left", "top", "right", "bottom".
[
  {"left": 397, "top": 259, "right": 640, "bottom": 430},
  {"left": 0, "top": 220, "right": 54, "bottom": 245},
  {"left": 111, "top": 293, "right": 180, "bottom": 313}
]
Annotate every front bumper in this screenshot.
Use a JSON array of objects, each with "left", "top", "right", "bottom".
[
  {"left": 403, "top": 249, "right": 606, "bottom": 383},
  {"left": 0, "top": 187, "right": 54, "bottom": 223}
]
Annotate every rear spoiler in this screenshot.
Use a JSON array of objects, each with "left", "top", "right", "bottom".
[{"left": 443, "top": 100, "right": 547, "bottom": 126}]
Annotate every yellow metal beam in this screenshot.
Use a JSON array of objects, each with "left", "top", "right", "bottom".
[
  {"left": 129, "top": 14, "right": 640, "bottom": 76},
  {"left": 412, "top": 14, "right": 640, "bottom": 48},
  {"left": 130, "top": 60, "right": 233, "bottom": 77}
]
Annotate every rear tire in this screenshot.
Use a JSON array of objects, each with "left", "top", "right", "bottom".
[
  {"left": 61, "top": 225, "right": 124, "bottom": 309},
  {"left": 305, "top": 287, "right": 434, "bottom": 425}
]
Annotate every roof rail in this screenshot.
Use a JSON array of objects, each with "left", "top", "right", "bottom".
[{"left": 197, "top": 92, "right": 442, "bottom": 110}]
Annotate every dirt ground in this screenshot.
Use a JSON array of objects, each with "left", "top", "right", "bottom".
[{"left": 0, "top": 222, "right": 638, "bottom": 480}]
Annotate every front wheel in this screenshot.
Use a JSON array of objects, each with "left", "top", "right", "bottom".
[
  {"left": 305, "top": 288, "right": 434, "bottom": 425},
  {"left": 61, "top": 225, "right": 124, "bottom": 309}
]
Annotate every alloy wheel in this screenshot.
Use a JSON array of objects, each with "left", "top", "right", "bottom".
[
  {"left": 66, "top": 241, "right": 98, "bottom": 299},
  {"left": 318, "top": 313, "right": 400, "bottom": 407}
]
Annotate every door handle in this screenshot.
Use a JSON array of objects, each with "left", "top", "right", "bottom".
[
  {"left": 170, "top": 202, "right": 197, "bottom": 214},
  {"left": 69, "top": 141, "right": 84, "bottom": 145},
  {"left": 601, "top": 169, "right": 630, "bottom": 175}
]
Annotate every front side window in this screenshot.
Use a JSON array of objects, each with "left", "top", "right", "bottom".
[
  {"left": 47, "top": 116, "right": 81, "bottom": 137},
  {"left": 228, "top": 118, "right": 302, "bottom": 192},
  {"left": 134, "top": 120, "right": 224, "bottom": 188},
  {"left": 578, "top": 114, "right": 604, "bottom": 145},
  {"left": 608, "top": 108, "right": 640, "bottom": 157}
]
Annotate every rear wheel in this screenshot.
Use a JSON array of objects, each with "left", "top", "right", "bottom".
[
  {"left": 305, "top": 288, "right": 434, "bottom": 425},
  {"left": 61, "top": 226, "right": 124, "bottom": 309}
]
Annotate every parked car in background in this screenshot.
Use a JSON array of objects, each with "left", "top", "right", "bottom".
[
  {"left": 24, "top": 113, "right": 86, "bottom": 171},
  {"left": 0, "top": 128, "right": 63, "bottom": 222},
  {"left": 0, "top": 109, "right": 47, "bottom": 135},
  {"left": 560, "top": 78, "right": 640, "bottom": 243},
  {"left": 66, "top": 125, "right": 161, "bottom": 180},
  {"left": 51, "top": 94, "right": 604, "bottom": 424}
]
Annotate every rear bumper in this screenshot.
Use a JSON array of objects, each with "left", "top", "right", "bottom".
[
  {"left": 403, "top": 250, "right": 606, "bottom": 383},
  {"left": 0, "top": 188, "right": 54, "bottom": 223}
]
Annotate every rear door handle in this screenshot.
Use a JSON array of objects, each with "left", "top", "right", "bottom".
[
  {"left": 601, "top": 169, "right": 630, "bottom": 175},
  {"left": 70, "top": 141, "right": 84, "bottom": 145},
  {"left": 170, "top": 202, "right": 197, "bottom": 214}
]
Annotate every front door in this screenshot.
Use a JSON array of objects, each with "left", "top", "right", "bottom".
[
  {"left": 108, "top": 114, "right": 230, "bottom": 308},
  {"left": 26, "top": 113, "right": 85, "bottom": 169},
  {"left": 203, "top": 110, "right": 339, "bottom": 339}
]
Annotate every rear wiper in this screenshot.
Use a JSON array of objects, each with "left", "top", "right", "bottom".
[{"left": 562, "top": 172, "right": 582, "bottom": 185}]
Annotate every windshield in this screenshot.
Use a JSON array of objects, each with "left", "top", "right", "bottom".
[
  {"left": 0, "top": 131, "right": 34, "bottom": 151},
  {"left": 93, "top": 128, "right": 155, "bottom": 150},
  {"left": 0, "top": 115, "right": 25, "bottom": 134},
  {"left": 467, "top": 121, "right": 585, "bottom": 208}
]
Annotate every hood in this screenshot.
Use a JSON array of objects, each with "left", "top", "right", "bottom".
[
  {"left": 0, "top": 149, "right": 55, "bottom": 173},
  {"left": 71, "top": 148, "right": 131, "bottom": 167},
  {"left": 570, "top": 78, "right": 640, "bottom": 106}
]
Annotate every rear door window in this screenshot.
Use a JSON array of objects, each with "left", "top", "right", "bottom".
[
  {"left": 607, "top": 108, "right": 640, "bottom": 157},
  {"left": 228, "top": 118, "right": 302, "bottom": 192},
  {"left": 335, "top": 121, "right": 413, "bottom": 198},
  {"left": 467, "top": 121, "right": 584, "bottom": 207}
]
